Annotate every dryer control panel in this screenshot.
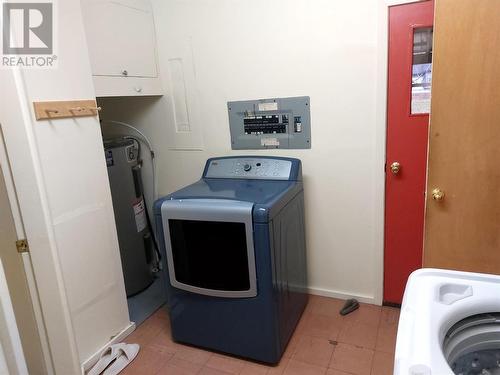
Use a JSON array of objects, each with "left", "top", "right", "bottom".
[{"left": 204, "top": 157, "right": 293, "bottom": 180}]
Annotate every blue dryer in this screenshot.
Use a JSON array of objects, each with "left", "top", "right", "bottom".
[{"left": 154, "top": 156, "right": 308, "bottom": 364}]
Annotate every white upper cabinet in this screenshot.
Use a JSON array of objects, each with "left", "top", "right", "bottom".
[{"left": 82, "top": 0, "right": 162, "bottom": 96}]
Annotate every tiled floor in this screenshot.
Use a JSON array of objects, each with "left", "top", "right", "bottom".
[{"left": 122, "top": 295, "right": 399, "bottom": 375}]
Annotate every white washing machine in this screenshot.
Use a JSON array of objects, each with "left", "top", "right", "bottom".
[{"left": 395, "top": 268, "right": 500, "bottom": 375}]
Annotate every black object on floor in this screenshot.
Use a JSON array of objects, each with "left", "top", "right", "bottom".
[{"left": 340, "top": 299, "right": 359, "bottom": 315}]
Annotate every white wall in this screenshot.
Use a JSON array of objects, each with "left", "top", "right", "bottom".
[
  {"left": 0, "top": 0, "right": 132, "bottom": 371},
  {"left": 100, "top": 0, "right": 386, "bottom": 304}
]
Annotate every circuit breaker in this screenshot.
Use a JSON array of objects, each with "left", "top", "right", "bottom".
[{"left": 227, "top": 96, "right": 311, "bottom": 150}]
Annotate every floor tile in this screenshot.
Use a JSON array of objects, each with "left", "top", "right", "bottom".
[
  {"left": 284, "top": 359, "right": 327, "bottom": 375},
  {"left": 148, "top": 329, "right": 179, "bottom": 355},
  {"left": 306, "top": 295, "right": 345, "bottom": 317},
  {"left": 120, "top": 347, "right": 173, "bottom": 375},
  {"left": 371, "top": 351, "right": 394, "bottom": 375},
  {"left": 380, "top": 307, "right": 400, "bottom": 327},
  {"left": 329, "top": 343, "right": 374, "bottom": 375},
  {"left": 337, "top": 321, "right": 378, "bottom": 349},
  {"left": 198, "top": 367, "right": 232, "bottom": 375},
  {"left": 295, "top": 313, "right": 311, "bottom": 334},
  {"left": 375, "top": 325, "right": 397, "bottom": 353},
  {"left": 297, "top": 313, "right": 343, "bottom": 340},
  {"left": 326, "top": 370, "right": 352, "bottom": 375},
  {"left": 126, "top": 317, "right": 166, "bottom": 348},
  {"left": 292, "top": 335, "right": 335, "bottom": 367},
  {"left": 156, "top": 356, "right": 202, "bottom": 374},
  {"left": 120, "top": 297, "right": 397, "bottom": 375},
  {"left": 375, "top": 306, "right": 399, "bottom": 353},
  {"left": 267, "top": 358, "right": 290, "bottom": 375},
  {"left": 147, "top": 341, "right": 180, "bottom": 359},
  {"left": 240, "top": 362, "right": 271, "bottom": 375},
  {"left": 283, "top": 332, "right": 301, "bottom": 358},
  {"left": 342, "top": 303, "right": 381, "bottom": 327},
  {"left": 172, "top": 346, "right": 212, "bottom": 366},
  {"left": 205, "top": 353, "right": 246, "bottom": 374},
  {"left": 153, "top": 306, "right": 170, "bottom": 322}
]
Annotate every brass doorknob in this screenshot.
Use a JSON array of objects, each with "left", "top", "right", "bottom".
[
  {"left": 432, "top": 188, "right": 445, "bottom": 201},
  {"left": 390, "top": 162, "right": 401, "bottom": 174}
]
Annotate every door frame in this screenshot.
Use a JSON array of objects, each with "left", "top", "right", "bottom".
[
  {"left": 0, "top": 258, "right": 28, "bottom": 375},
  {"left": 374, "top": 0, "right": 432, "bottom": 305}
]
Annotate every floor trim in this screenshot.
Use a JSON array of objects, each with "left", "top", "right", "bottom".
[
  {"left": 80, "top": 322, "right": 136, "bottom": 374},
  {"left": 308, "top": 287, "right": 378, "bottom": 305},
  {"left": 382, "top": 301, "right": 402, "bottom": 308}
]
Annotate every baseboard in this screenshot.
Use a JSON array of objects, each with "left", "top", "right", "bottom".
[
  {"left": 80, "top": 322, "right": 136, "bottom": 374},
  {"left": 382, "top": 301, "right": 401, "bottom": 308},
  {"left": 308, "top": 287, "right": 380, "bottom": 305}
]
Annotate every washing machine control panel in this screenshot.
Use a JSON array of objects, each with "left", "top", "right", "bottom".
[{"left": 205, "top": 158, "right": 293, "bottom": 180}]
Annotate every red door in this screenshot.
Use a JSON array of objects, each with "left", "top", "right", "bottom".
[{"left": 384, "top": 1, "right": 434, "bottom": 304}]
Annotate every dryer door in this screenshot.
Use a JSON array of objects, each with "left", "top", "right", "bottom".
[{"left": 161, "top": 199, "right": 257, "bottom": 298}]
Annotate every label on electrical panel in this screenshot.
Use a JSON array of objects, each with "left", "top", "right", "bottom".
[
  {"left": 261, "top": 137, "right": 280, "bottom": 147},
  {"left": 133, "top": 198, "right": 147, "bottom": 232},
  {"left": 258, "top": 102, "right": 278, "bottom": 111}
]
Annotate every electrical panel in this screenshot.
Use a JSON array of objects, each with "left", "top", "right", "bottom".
[{"left": 227, "top": 96, "right": 311, "bottom": 150}]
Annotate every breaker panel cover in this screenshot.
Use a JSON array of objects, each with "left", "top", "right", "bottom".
[{"left": 227, "top": 96, "right": 311, "bottom": 150}]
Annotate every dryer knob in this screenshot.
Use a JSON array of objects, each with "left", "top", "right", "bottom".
[{"left": 243, "top": 164, "right": 252, "bottom": 172}]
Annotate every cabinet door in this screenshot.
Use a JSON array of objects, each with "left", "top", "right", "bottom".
[{"left": 83, "top": 0, "right": 158, "bottom": 78}]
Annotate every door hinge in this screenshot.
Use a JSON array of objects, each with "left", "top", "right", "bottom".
[{"left": 15, "top": 239, "right": 29, "bottom": 253}]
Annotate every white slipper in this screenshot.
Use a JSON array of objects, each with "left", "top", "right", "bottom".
[
  {"left": 102, "top": 343, "right": 139, "bottom": 375},
  {"left": 87, "top": 343, "right": 139, "bottom": 375},
  {"left": 87, "top": 345, "right": 117, "bottom": 375}
]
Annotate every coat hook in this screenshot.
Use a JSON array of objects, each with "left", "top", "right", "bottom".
[{"left": 34, "top": 100, "right": 102, "bottom": 120}]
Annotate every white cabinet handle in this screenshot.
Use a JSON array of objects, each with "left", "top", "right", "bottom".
[{"left": 134, "top": 87, "right": 142, "bottom": 93}]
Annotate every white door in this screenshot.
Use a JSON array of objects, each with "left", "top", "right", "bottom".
[
  {"left": 0, "top": 0, "right": 131, "bottom": 372},
  {"left": 0, "top": 165, "right": 49, "bottom": 374},
  {"left": 82, "top": 0, "right": 158, "bottom": 77}
]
